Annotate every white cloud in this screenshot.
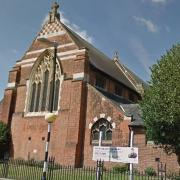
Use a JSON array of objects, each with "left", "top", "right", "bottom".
[
  {"left": 60, "top": 12, "right": 93, "bottom": 43},
  {"left": 142, "top": 0, "right": 168, "bottom": 4},
  {"left": 144, "top": 0, "right": 174, "bottom": 5},
  {"left": 129, "top": 38, "right": 151, "bottom": 75},
  {"left": 165, "top": 25, "right": 170, "bottom": 32},
  {"left": 12, "top": 49, "right": 18, "bottom": 54},
  {"left": 133, "top": 16, "right": 158, "bottom": 33},
  {"left": 41, "top": 12, "right": 93, "bottom": 43},
  {"left": 41, "top": 14, "right": 49, "bottom": 27},
  {"left": 151, "top": 0, "right": 167, "bottom": 3}
]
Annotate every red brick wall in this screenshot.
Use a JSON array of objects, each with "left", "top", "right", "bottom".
[
  {"left": 133, "top": 128, "right": 179, "bottom": 173},
  {"left": 83, "top": 84, "right": 129, "bottom": 167},
  {"left": 89, "top": 68, "right": 140, "bottom": 103},
  {"left": 0, "top": 99, "right": 3, "bottom": 120},
  {"left": 7, "top": 31, "right": 89, "bottom": 167},
  {"left": 1, "top": 89, "right": 14, "bottom": 124}
]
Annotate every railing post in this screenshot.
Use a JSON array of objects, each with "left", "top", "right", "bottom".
[
  {"left": 96, "top": 160, "right": 103, "bottom": 180},
  {"left": 96, "top": 160, "right": 104, "bottom": 180},
  {"left": 96, "top": 160, "right": 100, "bottom": 180},
  {"left": 3, "top": 158, "right": 9, "bottom": 178},
  {"left": 157, "top": 161, "right": 160, "bottom": 180},
  {"left": 47, "top": 156, "right": 55, "bottom": 180},
  {"left": 101, "top": 161, "right": 104, "bottom": 179},
  {"left": 164, "top": 163, "right": 166, "bottom": 180},
  {"left": 161, "top": 162, "right": 163, "bottom": 180}
]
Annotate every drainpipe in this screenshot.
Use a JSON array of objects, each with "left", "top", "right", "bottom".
[
  {"left": 130, "top": 129, "right": 134, "bottom": 180},
  {"left": 129, "top": 115, "right": 134, "bottom": 180}
]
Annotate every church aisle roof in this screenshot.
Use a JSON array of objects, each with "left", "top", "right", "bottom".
[
  {"left": 62, "top": 23, "right": 146, "bottom": 93},
  {"left": 95, "top": 87, "right": 143, "bottom": 127}
]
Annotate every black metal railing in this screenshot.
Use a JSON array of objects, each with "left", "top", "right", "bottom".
[{"left": 0, "top": 158, "right": 179, "bottom": 180}]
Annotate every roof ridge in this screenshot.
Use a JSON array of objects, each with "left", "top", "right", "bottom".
[{"left": 61, "top": 22, "right": 145, "bottom": 94}]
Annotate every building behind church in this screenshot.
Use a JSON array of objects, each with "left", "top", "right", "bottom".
[{"left": 0, "top": 2, "right": 179, "bottom": 172}]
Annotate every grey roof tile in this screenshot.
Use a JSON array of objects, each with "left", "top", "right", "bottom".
[
  {"left": 95, "top": 87, "right": 143, "bottom": 126},
  {"left": 62, "top": 23, "right": 146, "bottom": 93}
]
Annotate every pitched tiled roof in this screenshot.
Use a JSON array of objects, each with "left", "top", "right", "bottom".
[
  {"left": 121, "top": 104, "right": 143, "bottom": 127},
  {"left": 62, "top": 23, "right": 146, "bottom": 93},
  {"left": 22, "top": 12, "right": 146, "bottom": 94},
  {"left": 95, "top": 87, "right": 143, "bottom": 127}
]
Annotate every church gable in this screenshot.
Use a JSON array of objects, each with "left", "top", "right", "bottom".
[
  {"left": 15, "top": 3, "right": 81, "bottom": 71},
  {"left": 37, "top": 18, "right": 65, "bottom": 39}
]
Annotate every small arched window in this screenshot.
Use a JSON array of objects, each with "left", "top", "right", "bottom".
[
  {"left": 27, "top": 51, "right": 62, "bottom": 114},
  {"left": 91, "top": 118, "right": 112, "bottom": 145}
]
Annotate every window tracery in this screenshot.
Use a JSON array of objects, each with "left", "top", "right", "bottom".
[
  {"left": 91, "top": 118, "right": 112, "bottom": 144},
  {"left": 26, "top": 52, "right": 62, "bottom": 114}
]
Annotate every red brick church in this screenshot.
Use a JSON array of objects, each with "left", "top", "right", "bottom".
[{"left": 0, "top": 2, "right": 179, "bottom": 172}]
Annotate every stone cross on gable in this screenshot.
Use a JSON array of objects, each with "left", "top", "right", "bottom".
[
  {"left": 113, "top": 51, "right": 119, "bottom": 62},
  {"left": 51, "top": 2, "right": 59, "bottom": 15},
  {"left": 49, "top": 2, "right": 60, "bottom": 23}
]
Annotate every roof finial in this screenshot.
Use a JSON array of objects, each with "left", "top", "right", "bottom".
[
  {"left": 113, "top": 51, "right": 120, "bottom": 62},
  {"left": 49, "top": 2, "right": 60, "bottom": 23}
]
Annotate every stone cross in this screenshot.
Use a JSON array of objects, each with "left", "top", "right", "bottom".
[
  {"left": 51, "top": 2, "right": 59, "bottom": 15},
  {"left": 49, "top": 2, "right": 60, "bottom": 23},
  {"left": 113, "top": 51, "right": 119, "bottom": 61}
]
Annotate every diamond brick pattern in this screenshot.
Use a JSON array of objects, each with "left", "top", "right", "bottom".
[{"left": 38, "top": 19, "right": 64, "bottom": 37}]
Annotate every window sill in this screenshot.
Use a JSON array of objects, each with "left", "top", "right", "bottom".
[
  {"left": 91, "top": 140, "right": 112, "bottom": 146},
  {"left": 24, "top": 111, "right": 58, "bottom": 117}
]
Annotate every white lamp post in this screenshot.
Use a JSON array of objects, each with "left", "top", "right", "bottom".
[{"left": 37, "top": 38, "right": 58, "bottom": 180}]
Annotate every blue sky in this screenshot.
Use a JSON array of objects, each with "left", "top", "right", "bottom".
[{"left": 0, "top": 0, "right": 179, "bottom": 99}]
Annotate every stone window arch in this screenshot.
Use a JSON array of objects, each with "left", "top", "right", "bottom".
[
  {"left": 25, "top": 50, "right": 62, "bottom": 115},
  {"left": 91, "top": 118, "right": 112, "bottom": 145}
]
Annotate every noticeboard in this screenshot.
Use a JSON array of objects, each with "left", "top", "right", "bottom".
[{"left": 92, "top": 146, "right": 138, "bottom": 164}]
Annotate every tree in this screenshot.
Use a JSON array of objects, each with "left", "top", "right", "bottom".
[
  {"left": 0, "top": 121, "right": 10, "bottom": 157},
  {"left": 140, "top": 44, "right": 180, "bottom": 163}
]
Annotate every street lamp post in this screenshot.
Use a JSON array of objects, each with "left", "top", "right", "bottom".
[{"left": 37, "top": 38, "right": 58, "bottom": 180}]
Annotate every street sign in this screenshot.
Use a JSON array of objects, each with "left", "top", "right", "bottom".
[{"left": 92, "top": 146, "right": 138, "bottom": 164}]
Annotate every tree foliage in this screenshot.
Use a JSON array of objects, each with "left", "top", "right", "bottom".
[
  {"left": 0, "top": 121, "right": 10, "bottom": 149},
  {"left": 140, "top": 44, "right": 180, "bottom": 161}
]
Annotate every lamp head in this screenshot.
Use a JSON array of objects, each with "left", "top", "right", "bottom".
[{"left": 45, "top": 113, "right": 57, "bottom": 123}]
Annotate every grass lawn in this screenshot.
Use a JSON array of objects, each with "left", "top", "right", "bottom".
[{"left": 0, "top": 162, "right": 158, "bottom": 180}]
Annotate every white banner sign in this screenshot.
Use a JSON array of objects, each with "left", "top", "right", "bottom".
[{"left": 92, "top": 146, "right": 138, "bottom": 164}]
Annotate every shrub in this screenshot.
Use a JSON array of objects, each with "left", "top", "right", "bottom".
[
  {"left": 174, "top": 176, "right": 180, "bottom": 180},
  {"left": 0, "top": 121, "right": 10, "bottom": 158},
  {"left": 144, "top": 167, "right": 156, "bottom": 176},
  {"left": 133, "top": 168, "right": 140, "bottom": 175},
  {"left": 112, "top": 164, "right": 128, "bottom": 173}
]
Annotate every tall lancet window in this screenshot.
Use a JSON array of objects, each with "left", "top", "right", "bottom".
[{"left": 26, "top": 51, "right": 62, "bottom": 114}]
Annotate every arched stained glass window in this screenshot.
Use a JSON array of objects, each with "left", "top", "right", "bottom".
[
  {"left": 35, "top": 82, "right": 41, "bottom": 112},
  {"left": 26, "top": 52, "right": 62, "bottom": 114},
  {"left": 41, "top": 70, "right": 49, "bottom": 111},
  {"left": 53, "top": 79, "right": 60, "bottom": 111},
  {"left": 92, "top": 130, "right": 99, "bottom": 140},
  {"left": 91, "top": 118, "right": 112, "bottom": 144},
  {"left": 29, "top": 83, "right": 36, "bottom": 112},
  {"left": 106, "top": 130, "right": 112, "bottom": 140},
  {"left": 48, "top": 81, "right": 53, "bottom": 111}
]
